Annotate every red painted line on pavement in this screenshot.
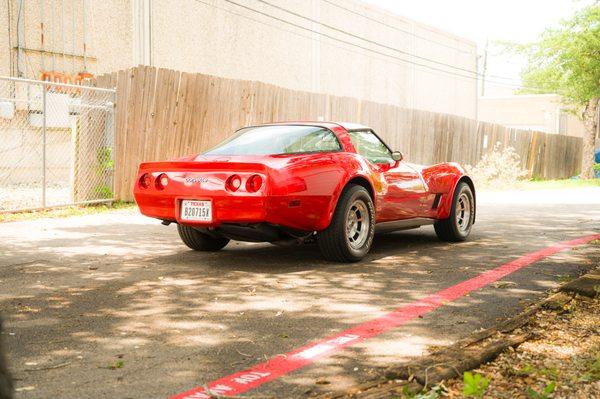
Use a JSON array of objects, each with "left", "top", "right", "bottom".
[{"left": 170, "top": 234, "right": 600, "bottom": 399}]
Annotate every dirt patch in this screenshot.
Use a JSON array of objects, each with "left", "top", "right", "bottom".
[{"left": 441, "top": 295, "right": 600, "bottom": 399}]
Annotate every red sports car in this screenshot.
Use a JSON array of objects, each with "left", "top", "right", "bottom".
[{"left": 134, "top": 122, "right": 475, "bottom": 262}]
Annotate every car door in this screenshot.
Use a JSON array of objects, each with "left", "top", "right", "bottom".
[{"left": 347, "top": 129, "right": 427, "bottom": 221}]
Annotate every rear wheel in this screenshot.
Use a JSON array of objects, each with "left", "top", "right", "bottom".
[
  {"left": 317, "top": 185, "right": 375, "bottom": 262},
  {"left": 177, "top": 224, "right": 230, "bottom": 251},
  {"left": 434, "top": 182, "right": 474, "bottom": 242}
]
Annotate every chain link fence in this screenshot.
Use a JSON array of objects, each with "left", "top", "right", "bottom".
[{"left": 0, "top": 76, "right": 116, "bottom": 212}]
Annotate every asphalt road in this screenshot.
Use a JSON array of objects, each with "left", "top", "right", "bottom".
[{"left": 1, "top": 188, "right": 599, "bottom": 399}]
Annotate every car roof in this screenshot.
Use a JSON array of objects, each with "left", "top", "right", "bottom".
[
  {"left": 336, "top": 122, "right": 371, "bottom": 131},
  {"left": 255, "top": 121, "right": 372, "bottom": 131}
]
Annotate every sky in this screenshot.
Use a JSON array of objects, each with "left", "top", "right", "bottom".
[{"left": 361, "top": 0, "right": 589, "bottom": 95}]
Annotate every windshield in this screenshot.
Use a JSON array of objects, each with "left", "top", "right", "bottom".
[{"left": 204, "top": 125, "right": 342, "bottom": 156}]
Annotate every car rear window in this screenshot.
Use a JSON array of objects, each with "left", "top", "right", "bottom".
[{"left": 204, "top": 125, "right": 341, "bottom": 156}]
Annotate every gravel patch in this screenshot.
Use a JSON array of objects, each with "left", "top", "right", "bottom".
[{"left": 0, "top": 184, "right": 71, "bottom": 211}]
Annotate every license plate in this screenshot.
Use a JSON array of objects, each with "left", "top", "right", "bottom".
[{"left": 180, "top": 200, "right": 212, "bottom": 222}]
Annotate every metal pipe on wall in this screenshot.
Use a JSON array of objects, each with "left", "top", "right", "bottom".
[
  {"left": 42, "top": 84, "right": 47, "bottom": 207},
  {"left": 61, "top": 0, "right": 66, "bottom": 72},
  {"left": 71, "top": 0, "right": 76, "bottom": 74},
  {"left": 16, "top": 0, "right": 24, "bottom": 77},
  {"left": 40, "top": 0, "right": 46, "bottom": 73},
  {"left": 82, "top": 0, "right": 87, "bottom": 71},
  {"left": 51, "top": 0, "right": 56, "bottom": 71},
  {"left": 6, "top": 0, "right": 13, "bottom": 77}
]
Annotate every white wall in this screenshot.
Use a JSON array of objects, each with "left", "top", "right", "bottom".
[
  {"left": 2, "top": 0, "right": 478, "bottom": 119},
  {"left": 478, "top": 94, "right": 587, "bottom": 138},
  {"left": 150, "top": 0, "right": 478, "bottom": 118}
]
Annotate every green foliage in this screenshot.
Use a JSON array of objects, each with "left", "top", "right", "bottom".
[
  {"left": 97, "top": 147, "right": 114, "bottom": 174},
  {"left": 527, "top": 382, "right": 556, "bottom": 399},
  {"left": 516, "top": 364, "right": 535, "bottom": 376},
  {"left": 515, "top": 2, "right": 600, "bottom": 106},
  {"left": 462, "top": 372, "right": 490, "bottom": 398},
  {"left": 513, "top": 364, "right": 560, "bottom": 380},
  {"left": 106, "top": 360, "right": 125, "bottom": 370},
  {"left": 579, "top": 353, "right": 600, "bottom": 382},
  {"left": 94, "top": 146, "right": 115, "bottom": 199},
  {"left": 593, "top": 163, "right": 600, "bottom": 172},
  {"left": 95, "top": 184, "right": 114, "bottom": 199},
  {"left": 399, "top": 383, "right": 446, "bottom": 399}
]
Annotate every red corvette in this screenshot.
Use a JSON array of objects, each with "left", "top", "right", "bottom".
[{"left": 134, "top": 122, "right": 475, "bottom": 262}]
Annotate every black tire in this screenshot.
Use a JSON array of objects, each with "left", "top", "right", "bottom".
[
  {"left": 317, "top": 185, "right": 375, "bottom": 262},
  {"left": 177, "top": 224, "right": 230, "bottom": 251},
  {"left": 434, "top": 182, "right": 474, "bottom": 242}
]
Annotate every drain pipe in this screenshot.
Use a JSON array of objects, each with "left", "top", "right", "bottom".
[
  {"left": 71, "top": 0, "right": 76, "bottom": 75},
  {"left": 40, "top": 0, "right": 45, "bottom": 73},
  {"left": 61, "top": 0, "right": 66, "bottom": 72},
  {"left": 51, "top": 0, "right": 56, "bottom": 71},
  {"left": 16, "top": 0, "right": 24, "bottom": 77},
  {"left": 82, "top": 0, "right": 87, "bottom": 71}
]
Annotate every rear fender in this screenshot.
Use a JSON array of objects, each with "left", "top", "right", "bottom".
[
  {"left": 321, "top": 163, "right": 380, "bottom": 231},
  {"left": 421, "top": 163, "right": 475, "bottom": 221}
]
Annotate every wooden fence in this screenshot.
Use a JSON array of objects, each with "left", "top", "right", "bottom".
[{"left": 97, "top": 66, "right": 582, "bottom": 201}]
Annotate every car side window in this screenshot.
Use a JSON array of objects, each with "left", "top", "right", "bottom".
[{"left": 348, "top": 130, "right": 393, "bottom": 164}]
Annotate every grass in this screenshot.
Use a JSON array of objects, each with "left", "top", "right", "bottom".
[
  {"left": 478, "top": 178, "right": 600, "bottom": 191},
  {"left": 519, "top": 178, "right": 600, "bottom": 189},
  {"left": 0, "top": 201, "right": 136, "bottom": 223}
]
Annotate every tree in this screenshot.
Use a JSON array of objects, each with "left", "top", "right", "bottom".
[{"left": 517, "top": 2, "right": 599, "bottom": 178}]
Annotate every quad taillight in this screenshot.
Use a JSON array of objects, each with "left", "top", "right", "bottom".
[
  {"left": 140, "top": 173, "right": 262, "bottom": 192},
  {"left": 139, "top": 173, "right": 152, "bottom": 189},
  {"left": 246, "top": 174, "right": 263, "bottom": 192}
]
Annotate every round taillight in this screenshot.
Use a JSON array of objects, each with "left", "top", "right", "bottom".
[
  {"left": 246, "top": 174, "right": 263, "bottom": 192},
  {"left": 156, "top": 173, "right": 169, "bottom": 190},
  {"left": 226, "top": 174, "right": 242, "bottom": 192},
  {"left": 139, "top": 173, "right": 152, "bottom": 189}
]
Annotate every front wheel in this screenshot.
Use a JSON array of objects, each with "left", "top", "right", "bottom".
[
  {"left": 177, "top": 224, "right": 230, "bottom": 251},
  {"left": 434, "top": 182, "right": 474, "bottom": 242},
  {"left": 317, "top": 185, "right": 375, "bottom": 262}
]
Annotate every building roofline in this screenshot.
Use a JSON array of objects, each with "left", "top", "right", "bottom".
[
  {"left": 479, "top": 94, "right": 561, "bottom": 100},
  {"left": 341, "top": 0, "right": 478, "bottom": 48}
]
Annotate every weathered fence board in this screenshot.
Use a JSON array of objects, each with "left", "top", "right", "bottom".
[{"left": 97, "top": 66, "right": 583, "bottom": 201}]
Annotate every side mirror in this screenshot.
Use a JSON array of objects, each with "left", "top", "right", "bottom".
[{"left": 391, "top": 151, "right": 403, "bottom": 161}]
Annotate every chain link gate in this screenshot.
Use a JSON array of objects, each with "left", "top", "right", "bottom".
[{"left": 0, "top": 76, "right": 116, "bottom": 212}]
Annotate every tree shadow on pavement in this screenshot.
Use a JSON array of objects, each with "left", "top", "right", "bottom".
[{"left": 0, "top": 204, "right": 598, "bottom": 398}]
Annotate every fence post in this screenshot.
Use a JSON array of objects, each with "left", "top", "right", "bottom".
[{"left": 42, "top": 83, "right": 47, "bottom": 207}]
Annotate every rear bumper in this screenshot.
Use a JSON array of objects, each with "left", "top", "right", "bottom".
[
  {"left": 135, "top": 191, "right": 332, "bottom": 232},
  {"left": 135, "top": 192, "right": 268, "bottom": 226}
]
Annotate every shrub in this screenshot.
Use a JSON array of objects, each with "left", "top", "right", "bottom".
[{"left": 466, "top": 144, "right": 528, "bottom": 188}]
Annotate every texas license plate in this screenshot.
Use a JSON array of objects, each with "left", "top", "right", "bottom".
[{"left": 180, "top": 200, "right": 212, "bottom": 222}]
